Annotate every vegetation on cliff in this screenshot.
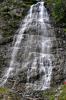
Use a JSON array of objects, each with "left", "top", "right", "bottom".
[
  {"left": 0, "top": 0, "right": 30, "bottom": 38},
  {"left": 1, "top": 0, "right": 66, "bottom": 38},
  {"left": 45, "top": 0, "right": 66, "bottom": 27},
  {"left": 41, "top": 84, "right": 66, "bottom": 100}
]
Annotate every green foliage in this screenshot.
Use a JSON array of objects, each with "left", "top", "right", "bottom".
[
  {"left": 58, "top": 85, "right": 66, "bottom": 100},
  {"left": 41, "top": 88, "right": 55, "bottom": 100},
  {"left": 0, "top": 87, "right": 20, "bottom": 100},
  {"left": 0, "top": 0, "right": 30, "bottom": 37},
  {"left": 0, "top": 87, "right": 9, "bottom": 94},
  {"left": 64, "top": 28, "right": 66, "bottom": 32},
  {"left": 41, "top": 85, "right": 66, "bottom": 100},
  {"left": 52, "top": 0, "right": 63, "bottom": 21},
  {"left": 45, "top": 0, "right": 66, "bottom": 24}
]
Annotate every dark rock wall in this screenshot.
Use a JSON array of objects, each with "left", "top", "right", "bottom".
[{"left": 0, "top": 0, "right": 30, "bottom": 79}]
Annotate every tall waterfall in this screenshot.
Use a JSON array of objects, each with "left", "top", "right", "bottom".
[{"left": 0, "top": 1, "right": 54, "bottom": 90}]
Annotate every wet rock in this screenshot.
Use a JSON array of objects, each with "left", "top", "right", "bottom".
[
  {"left": 0, "top": 36, "right": 13, "bottom": 45},
  {"left": 29, "top": 71, "right": 45, "bottom": 83},
  {"left": 0, "top": 0, "right": 4, "bottom": 3}
]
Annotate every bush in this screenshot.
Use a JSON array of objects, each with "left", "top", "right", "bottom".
[{"left": 45, "top": 0, "right": 66, "bottom": 24}]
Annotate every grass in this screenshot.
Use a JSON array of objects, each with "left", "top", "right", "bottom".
[
  {"left": 41, "top": 88, "right": 55, "bottom": 100},
  {"left": 63, "top": 28, "right": 66, "bottom": 32},
  {"left": 0, "top": 87, "right": 9, "bottom": 94},
  {"left": 0, "top": 87, "right": 20, "bottom": 100},
  {"left": 58, "top": 85, "right": 66, "bottom": 100},
  {"left": 41, "top": 85, "right": 66, "bottom": 100}
]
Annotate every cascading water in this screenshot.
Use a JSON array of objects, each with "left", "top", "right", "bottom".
[{"left": 0, "top": 1, "right": 55, "bottom": 91}]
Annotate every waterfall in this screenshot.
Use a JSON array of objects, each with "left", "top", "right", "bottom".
[{"left": 0, "top": 1, "right": 54, "bottom": 91}]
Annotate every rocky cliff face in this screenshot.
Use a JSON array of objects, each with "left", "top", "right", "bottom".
[
  {"left": 0, "top": 0, "right": 30, "bottom": 97},
  {"left": 0, "top": 0, "right": 30, "bottom": 74},
  {"left": 0, "top": 0, "right": 66, "bottom": 100}
]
